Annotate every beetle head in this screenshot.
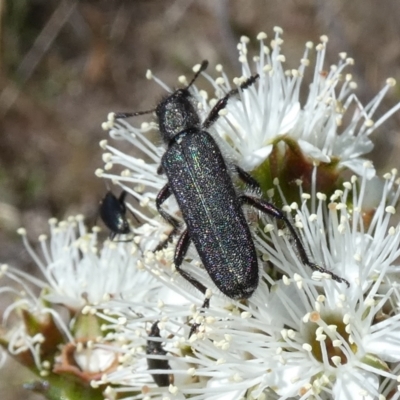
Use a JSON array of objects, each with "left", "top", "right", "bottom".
[{"left": 156, "top": 88, "right": 201, "bottom": 143}]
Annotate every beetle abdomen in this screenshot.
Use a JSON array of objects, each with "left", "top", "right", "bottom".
[{"left": 162, "top": 131, "right": 258, "bottom": 299}]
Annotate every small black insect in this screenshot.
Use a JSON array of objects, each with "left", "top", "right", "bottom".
[
  {"left": 146, "top": 321, "right": 174, "bottom": 387},
  {"left": 99, "top": 190, "right": 133, "bottom": 240},
  {"left": 114, "top": 61, "right": 349, "bottom": 316}
]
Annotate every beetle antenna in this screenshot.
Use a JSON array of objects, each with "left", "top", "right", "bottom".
[
  {"left": 186, "top": 60, "right": 208, "bottom": 89},
  {"left": 113, "top": 109, "right": 156, "bottom": 119},
  {"left": 114, "top": 61, "right": 208, "bottom": 120}
]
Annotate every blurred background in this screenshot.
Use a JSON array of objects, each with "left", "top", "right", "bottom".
[{"left": 1, "top": 0, "right": 400, "bottom": 398}]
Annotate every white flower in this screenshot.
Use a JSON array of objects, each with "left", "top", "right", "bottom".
[
  {"left": 3, "top": 24, "right": 400, "bottom": 400},
  {"left": 0, "top": 215, "right": 166, "bottom": 379},
  {"left": 99, "top": 27, "right": 400, "bottom": 191},
  {"left": 99, "top": 167, "right": 400, "bottom": 399},
  {"left": 184, "top": 168, "right": 400, "bottom": 399},
  {"left": 13, "top": 215, "right": 159, "bottom": 309},
  {"left": 95, "top": 28, "right": 400, "bottom": 399},
  {"left": 215, "top": 28, "right": 400, "bottom": 177},
  {"left": 96, "top": 317, "right": 194, "bottom": 400}
]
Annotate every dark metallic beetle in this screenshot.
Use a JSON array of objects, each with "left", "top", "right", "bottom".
[
  {"left": 99, "top": 190, "right": 132, "bottom": 240},
  {"left": 114, "top": 61, "right": 348, "bottom": 307},
  {"left": 146, "top": 321, "right": 174, "bottom": 387}
]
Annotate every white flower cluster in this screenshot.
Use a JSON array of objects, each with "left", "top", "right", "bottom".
[{"left": 2, "top": 27, "right": 400, "bottom": 400}]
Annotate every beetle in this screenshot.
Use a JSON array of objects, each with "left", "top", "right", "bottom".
[
  {"left": 99, "top": 190, "right": 135, "bottom": 241},
  {"left": 113, "top": 61, "right": 349, "bottom": 308},
  {"left": 146, "top": 321, "right": 174, "bottom": 387}
]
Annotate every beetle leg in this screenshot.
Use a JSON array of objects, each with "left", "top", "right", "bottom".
[
  {"left": 154, "top": 183, "right": 181, "bottom": 251},
  {"left": 174, "top": 229, "right": 210, "bottom": 337},
  {"left": 203, "top": 74, "right": 259, "bottom": 129},
  {"left": 156, "top": 184, "right": 180, "bottom": 228},
  {"left": 240, "top": 194, "right": 350, "bottom": 287},
  {"left": 174, "top": 229, "right": 208, "bottom": 296},
  {"left": 157, "top": 165, "right": 164, "bottom": 175},
  {"left": 235, "top": 165, "right": 261, "bottom": 190}
]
